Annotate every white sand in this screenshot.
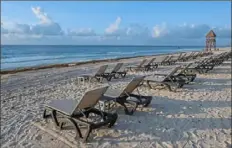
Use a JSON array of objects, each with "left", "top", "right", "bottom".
[{"left": 1, "top": 47, "right": 231, "bottom": 148}]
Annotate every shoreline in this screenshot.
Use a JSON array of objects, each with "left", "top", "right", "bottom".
[
  {"left": 1, "top": 46, "right": 230, "bottom": 75},
  {"left": 1, "top": 50, "right": 199, "bottom": 75}
]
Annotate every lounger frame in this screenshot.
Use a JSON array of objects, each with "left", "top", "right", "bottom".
[{"left": 43, "top": 87, "right": 118, "bottom": 142}]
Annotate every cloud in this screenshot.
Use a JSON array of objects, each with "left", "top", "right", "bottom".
[
  {"left": 213, "top": 27, "right": 231, "bottom": 38},
  {"left": 126, "top": 24, "right": 151, "bottom": 37},
  {"left": 105, "top": 17, "right": 122, "bottom": 35},
  {"left": 31, "top": 7, "right": 52, "bottom": 24},
  {"left": 30, "top": 6, "right": 63, "bottom": 35},
  {"left": 1, "top": 6, "right": 231, "bottom": 45},
  {"left": 151, "top": 23, "right": 231, "bottom": 39},
  {"left": 152, "top": 23, "right": 169, "bottom": 38},
  {"left": 104, "top": 18, "right": 151, "bottom": 38},
  {"left": 11, "top": 23, "right": 31, "bottom": 34},
  {"left": 31, "top": 23, "right": 63, "bottom": 35},
  {"left": 1, "top": 22, "right": 31, "bottom": 34},
  {"left": 1, "top": 22, "right": 8, "bottom": 34},
  {"left": 67, "top": 28, "right": 96, "bottom": 36},
  {"left": 1, "top": 7, "right": 63, "bottom": 36},
  {"left": 169, "top": 24, "right": 211, "bottom": 39},
  {"left": 1, "top": 27, "right": 8, "bottom": 34}
]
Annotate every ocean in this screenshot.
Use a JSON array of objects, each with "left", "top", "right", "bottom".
[{"left": 1, "top": 45, "right": 204, "bottom": 70}]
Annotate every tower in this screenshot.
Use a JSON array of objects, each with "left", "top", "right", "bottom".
[{"left": 205, "top": 30, "right": 216, "bottom": 51}]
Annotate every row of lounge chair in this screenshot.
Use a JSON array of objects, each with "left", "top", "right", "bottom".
[
  {"left": 77, "top": 51, "right": 214, "bottom": 83},
  {"left": 78, "top": 63, "right": 127, "bottom": 83},
  {"left": 186, "top": 51, "right": 231, "bottom": 74},
  {"left": 142, "top": 50, "right": 230, "bottom": 91},
  {"left": 42, "top": 50, "right": 230, "bottom": 142},
  {"left": 144, "top": 63, "right": 196, "bottom": 92},
  {"left": 178, "top": 51, "right": 213, "bottom": 62},
  {"left": 128, "top": 50, "right": 214, "bottom": 71}
]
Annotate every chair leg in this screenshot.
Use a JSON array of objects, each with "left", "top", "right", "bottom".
[
  {"left": 66, "top": 118, "right": 83, "bottom": 139},
  {"left": 177, "top": 82, "right": 184, "bottom": 88},
  {"left": 143, "top": 96, "right": 152, "bottom": 107},
  {"left": 43, "top": 109, "right": 51, "bottom": 119},
  {"left": 106, "top": 75, "right": 112, "bottom": 81},
  {"left": 99, "top": 77, "right": 104, "bottom": 83},
  {"left": 122, "top": 72, "right": 127, "bottom": 78},
  {"left": 154, "top": 64, "right": 158, "bottom": 69},
  {"left": 116, "top": 99, "right": 138, "bottom": 115},
  {"left": 190, "top": 75, "right": 196, "bottom": 82},
  {"left": 108, "top": 113, "right": 118, "bottom": 128},
  {"left": 43, "top": 109, "right": 51, "bottom": 123},
  {"left": 129, "top": 94, "right": 152, "bottom": 107},
  {"left": 146, "top": 81, "right": 152, "bottom": 89},
  {"left": 163, "top": 83, "right": 173, "bottom": 92},
  {"left": 139, "top": 96, "right": 152, "bottom": 107},
  {"left": 195, "top": 68, "right": 203, "bottom": 74},
  {"left": 83, "top": 125, "right": 92, "bottom": 142},
  {"left": 125, "top": 100, "right": 138, "bottom": 115},
  {"left": 51, "top": 110, "right": 59, "bottom": 127}
]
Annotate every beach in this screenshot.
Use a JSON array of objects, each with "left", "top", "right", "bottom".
[{"left": 1, "top": 47, "right": 231, "bottom": 148}]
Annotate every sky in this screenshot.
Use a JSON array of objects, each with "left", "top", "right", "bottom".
[{"left": 1, "top": 1, "right": 231, "bottom": 45}]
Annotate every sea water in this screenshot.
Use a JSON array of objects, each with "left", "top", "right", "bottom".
[{"left": 1, "top": 45, "right": 203, "bottom": 70}]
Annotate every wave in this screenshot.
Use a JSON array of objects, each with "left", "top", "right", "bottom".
[
  {"left": 1, "top": 54, "right": 101, "bottom": 64},
  {"left": 1, "top": 46, "right": 203, "bottom": 70}
]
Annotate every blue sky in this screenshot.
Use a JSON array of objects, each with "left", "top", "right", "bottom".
[{"left": 1, "top": 1, "right": 231, "bottom": 45}]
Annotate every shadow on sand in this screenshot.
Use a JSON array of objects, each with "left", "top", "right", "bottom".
[
  {"left": 209, "top": 66, "right": 232, "bottom": 74},
  {"left": 93, "top": 96, "right": 231, "bottom": 145},
  {"left": 183, "top": 77, "right": 231, "bottom": 92}
]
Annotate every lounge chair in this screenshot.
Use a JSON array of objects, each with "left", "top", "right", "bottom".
[
  {"left": 152, "top": 56, "right": 169, "bottom": 66},
  {"left": 43, "top": 86, "right": 118, "bottom": 142},
  {"left": 78, "top": 65, "right": 113, "bottom": 83},
  {"left": 188, "top": 52, "right": 198, "bottom": 60},
  {"left": 212, "top": 52, "right": 231, "bottom": 64},
  {"left": 224, "top": 51, "right": 232, "bottom": 60},
  {"left": 180, "top": 52, "right": 196, "bottom": 61},
  {"left": 178, "top": 53, "right": 188, "bottom": 62},
  {"left": 186, "top": 56, "right": 220, "bottom": 74},
  {"left": 192, "top": 52, "right": 202, "bottom": 59},
  {"left": 105, "top": 63, "right": 127, "bottom": 79},
  {"left": 176, "top": 63, "right": 197, "bottom": 82},
  {"left": 142, "top": 57, "right": 158, "bottom": 71},
  {"left": 128, "top": 58, "right": 158, "bottom": 71},
  {"left": 160, "top": 56, "right": 171, "bottom": 65},
  {"left": 176, "top": 53, "right": 184, "bottom": 61},
  {"left": 154, "top": 63, "right": 197, "bottom": 83},
  {"left": 168, "top": 55, "right": 180, "bottom": 65},
  {"left": 126, "top": 59, "right": 147, "bottom": 71},
  {"left": 196, "top": 51, "right": 204, "bottom": 57},
  {"left": 99, "top": 76, "right": 152, "bottom": 115},
  {"left": 159, "top": 56, "right": 171, "bottom": 65},
  {"left": 164, "top": 55, "right": 180, "bottom": 65},
  {"left": 198, "top": 51, "right": 211, "bottom": 58},
  {"left": 143, "top": 66, "right": 186, "bottom": 92},
  {"left": 204, "top": 51, "right": 213, "bottom": 56}
]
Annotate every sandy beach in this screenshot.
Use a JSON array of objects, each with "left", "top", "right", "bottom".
[{"left": 1, "top": 47, "right": 231, "bottom": 148}]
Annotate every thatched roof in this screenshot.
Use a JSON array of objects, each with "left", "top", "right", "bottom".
[{"left": 206, "top": 30, "right": 216, "bottom": 37}]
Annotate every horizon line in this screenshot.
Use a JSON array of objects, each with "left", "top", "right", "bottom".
[{"left": 1, "top": 44, "right": 230, "bottom": 47}]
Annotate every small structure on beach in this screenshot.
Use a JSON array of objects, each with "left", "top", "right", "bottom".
[{"left": 205, "top": 30, "right": 216, "bottom": 51}]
